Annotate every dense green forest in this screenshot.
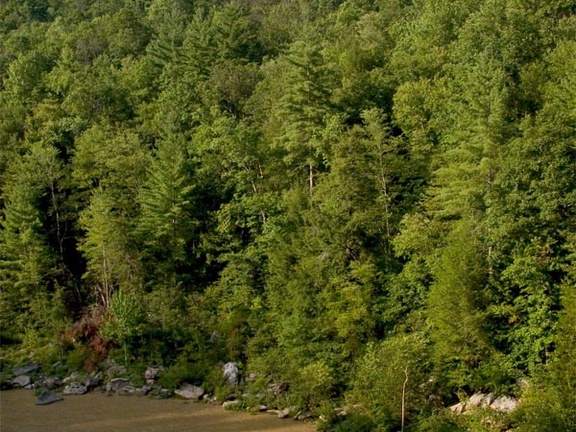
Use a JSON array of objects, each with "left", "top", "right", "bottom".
[{"left": 1, "top": 0, "right": 575, "bottom": 430}]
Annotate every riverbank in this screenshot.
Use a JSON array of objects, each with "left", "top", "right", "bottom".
[{"left": 0, "top": 390, "right": 316, "bottom": 432}]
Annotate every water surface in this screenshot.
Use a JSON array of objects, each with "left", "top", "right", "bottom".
[{"left": 0, "top": 390, "right": 316, "bottom": 432}]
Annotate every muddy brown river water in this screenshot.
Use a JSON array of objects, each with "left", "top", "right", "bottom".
[{"left": 0, "top": 390, "right": 316, "bottom": 432}]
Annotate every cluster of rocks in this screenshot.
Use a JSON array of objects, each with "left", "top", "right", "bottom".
[
  {"left": 267, "top": 406, "right": 313, "bottom": 421},
  {"left": 8, "top": 362, "right": 41, "bottom": 390},
  {"left": 450, "top": 392, "right": 520, "bottom": 415},
  {"left": 218, "top": 376, "right": 314, "bottom": 421},
  {"left": 169, "top": 362, "right": 240, "bottom": 403},
  {"left": 3, "top": 359, "right": 314, "bottom": 424},
  {"left": 1, "top": 361, "right": 176, "bottom": 405},
  {"left": 2, "top": 361, "right": 247, "bottom": 406},
  {"left": 220, "top": 398, "right": 313, "bottom": 421},
  {"left": 62, "top": 371, "right": 103, "bottom": 395}
]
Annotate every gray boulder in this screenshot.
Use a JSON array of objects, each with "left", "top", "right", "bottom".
[
  {"left": 278, "top": 408, "right": 291, "bottom": 419},
  {"left": 449, "top": 402, "right": 467, "bottom": 415},
  {"left": 114, "top": 384, "right": 150, "bottom": 397},
  {"left": 175, "top": 383, "right": 204, "bottom": 400},
  {"left": 63, "top": 372, "right": 80, "bottom": 384},
  {"left": 63, "top": 382, "right": 88, "bottom": 395},
  {"left": 469, "top": 393, "right": 495, "bottom": 408},
  {"left": 36, "top": 390, "right": 63, "bottom": 405},
  {"left": 222, "top": 362, "right": 239, "bottom": 387},
  {"left": 106, "top": 378, "right": 132, "bottom": 394},
  {"left": 268, "top": 382, "right": 288, "bottom": 395},
  {"left": 13, "top": 363, "right": 40, "bottom": 376},
  {"left": 12, "top": 375, "right": 32, "bottom": 388},
  {"left": 144, "top": 367, "right": 163, "bottom": 385},
  {"left": 116, "top": 385, "right": 136, "bottom": 396},
  {"left": 35, "top": 376, "right": 62, "bottom": 390},
  {"left": 63, "top": 371, "right": 101, "bottom": 389},
  {"left": 491, "top": 396, "right": 519, "bottom": 413},
  {"left": 131, "top": 387, "right": 150, "bottom": 397},
  {"left": 269, "top": 406, "right": 298, "bottom": 419},
  {"left": 106, "top": 365, "right": 127, "bottom": 378},
  {"left": 222, "top": 400, "right": 240, "bottom": 410},
  {"left": 83, "top": 373, "right": 102, "bottom": 389}
]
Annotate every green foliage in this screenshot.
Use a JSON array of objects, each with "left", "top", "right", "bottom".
[
  {"left": 413, "top": 411, "right": 461, "bottom": 432},
  {"left": 139, "top": 287, "right": 191, "bottom": 361},
  {"left": 516, "top": 379, "right": 576, "bottom": 432},
  {"left": 347, "top": 333, "right": 429, "bottom": 430},
  {"left": 71, "top": 126, "right": 147, "bottom": 203},
  {"left": 1, "top": 1, "right": 575, "bottom": 429},
  {"left": 0, "top": 141, "right": 64, "bottom": 336},
  {"left": 156, "top": 355, "right": 209, "bottom": 389},
  {"left": 136, "top": 135, "right": 198, "bottom": 287},
  {"left": 427, "top": 221, "right": 493, "bottom": 389},
  {"left": 19, "top": 324, "right": 64, "bottom": 368},
  {"left": 66, "top": 345, "right": 95, "bottom": 372},
  {"left": 100, "top": 289, "right": 146, "bottom": 363},
  {"left": 514, "top": 281, "right": 576, "bottom": 432},
  {"left": 78, "top": 188, "right": 140, "bottom": 305}
]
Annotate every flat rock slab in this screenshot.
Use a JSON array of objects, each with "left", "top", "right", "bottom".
[
  {"left": 13, "top": 363, "right": 40, "bottom": 376},
  {"left": 175, "top": 384, "right": 204, "bottom": 400},
  {"left": 12, "top": 376, "right": 32, "bottom": 388},
  {"left": 63, "top": 382, "right": 88, "bottom": 396},
  {"left": 450, "top": 402, "right": 466, "bottom": 414},
  {"left": 36, "top": 390, "right": 64, "bottom": 406},
  {"left": 116, "top": 385, "right": 150, "bottom": 397}
]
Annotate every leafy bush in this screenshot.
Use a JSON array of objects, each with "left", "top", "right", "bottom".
[
  {"left": 346, "top": 333, "right": 430, "bottom": 431},
  {"left": 66, "top": 345, "right": 95, "bottom": 372},
  {"left": 514, "top": 369, "right": 576, "bottom": 432},
  {"left": 294, "top": 360, "right": 337, "bottom": 409},
  {"left": 514, "top": 282, "right": 576, "bottom": 432},
  {"left": 413, "top": 411, "right": 462, "bottom": 432},
  {"left": 156, "top": 355, "right": 210, "bottom": 389},
  {"left": 100, "top": 290, "right": 146, "bottom": 364}
]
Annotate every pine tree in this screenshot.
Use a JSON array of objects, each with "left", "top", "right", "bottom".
[
  {"left": 272, "top": 37, "right": 335, "bottom": 193},
  {"left": 72, "top": 125, "right": 147, "bottom": 306},
  {"left": 78, "top": 188, "right": 140, "bottom": 307},
  {"left": 0, "top": 142, "right": 62, "bottom": 334},
  {"left": 136, "top": 135, "right": 196, "bottom": 288}
]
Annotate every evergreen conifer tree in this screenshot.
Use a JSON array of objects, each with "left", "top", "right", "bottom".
[
  {"left": 0, "top": 142, "right": 62, "bottom": 334},
  {"left": 136, "top": 135, "right": 196, "bottom": 288}
]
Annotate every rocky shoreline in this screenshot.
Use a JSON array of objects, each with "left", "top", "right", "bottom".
[
  {"left": 0, "top": 359, "right": 315, "bottom": 422},
  {"left": 2, "top": 359, "right": 523, "bottom": 430}
]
